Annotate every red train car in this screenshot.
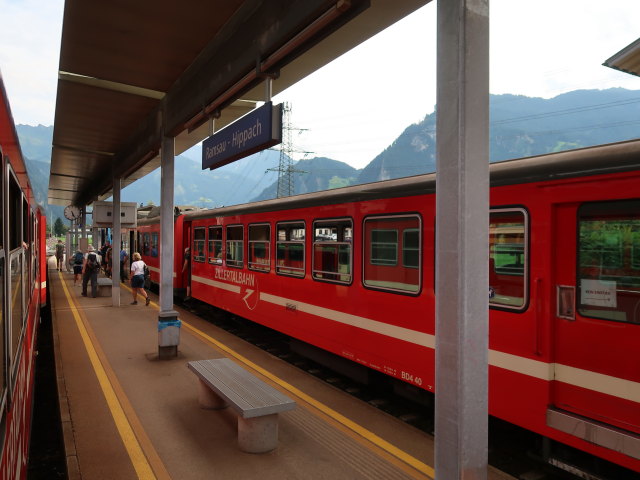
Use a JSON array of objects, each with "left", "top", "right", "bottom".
[
  {"left": 0, "top": 72, "right": 48, "bottom": 478},
  {"left": 144, "top": 140, "right": 640, "bottom": 473},
  {"left": 137, "top": 207, "right": 194, "bottom": 294}
]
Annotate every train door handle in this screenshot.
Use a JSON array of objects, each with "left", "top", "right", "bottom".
[{"left": 556, "top": 285, "right": 575, "bottom": 321}]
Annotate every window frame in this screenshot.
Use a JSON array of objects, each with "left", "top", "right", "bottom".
[
  {"left": 576, "top": 199, "right": 640, "bottom": 324},
  {"left": 193, "top": 227, "right": 206, "bottom": 263},
  {"left": 150, "top": 232, "right": 159, "bottom": 258},
  {"left": 362, "top": 213, "right": 422, "bottom": 295},
  {"left": 312, "top": 217, "right": 353, "bottom": 285},
  {"left": 225, "top": 224, "right": 244, "bottom": 269},
  {"left": 248, "top": 223, "right": 271, "bottom": 273},
  {"left": 488, "top": 207, "right": 529, "bottom": 312},
  {"left": 208, "top": 225, "right": 223, "bottom": 265},
  {"left": 276, "top": 221, "right": 306, "bottom": 278},
  {"left": 142, "top": 233, "right": 151, "bottom": 256}
]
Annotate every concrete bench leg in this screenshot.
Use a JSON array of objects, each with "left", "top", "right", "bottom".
[
  {"left": 197, "top": 380, "right": 228, "bottom": 409},
  {"left": 237, "top": 414, "right": 278, "bottom": 453}
]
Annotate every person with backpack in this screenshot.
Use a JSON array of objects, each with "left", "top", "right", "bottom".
[
  {"left": 72, "top": 249, "right": 84, "bottom": 285},
  {"left": 129, "top": 252, "right": 150, "bottom": 306},
  {"left": 81, "top": 245, "right": 101, "bottom": 298}
]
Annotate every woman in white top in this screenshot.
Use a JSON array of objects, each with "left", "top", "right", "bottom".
[{"left": 130, "top": 252, "right": 150, "bottom": 306}]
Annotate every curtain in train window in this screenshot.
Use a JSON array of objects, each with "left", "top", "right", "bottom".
[
  {"left": 208, "top": 226, "right": 223, "bottom": 264},
  {"left": 276, "top": 222, "right": 305, "bottom": 277},
  {"left": 226, "top": 225, "right": 243, "bottom": 268},
  {"left": 489, "top": 209, "right": 527, "bottom": 309},
  {"left": 364, "top": 215, "right": 421, "bottom": 293},
  {"left": 249, "top": 224, "right": 270, "bottom": 272},
  {"left": 312, "top": 219, "right": 352, "bottom": 283},
  {"left": 193, "top": 227, "right": 206, "bottom": 262},
  {"left": 578, "top": 200, "right": 640, "bottom": 323}
]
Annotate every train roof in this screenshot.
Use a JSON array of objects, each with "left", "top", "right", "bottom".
[
  {"left": 149, "top": 138, "right": 640, "bottom": 222},
  {"left": 0, "top": 71, "right": 39, "bottom": 211}
]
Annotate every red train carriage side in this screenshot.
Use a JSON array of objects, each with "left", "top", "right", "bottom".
[
  {"left": 178, "top": 140, "right": 640, "bottom": 473},
  {"left": 0, "top": 72, "right": 47, "bottom": 478},
  {"left": 137, "top": 208, "right": 190, "bottom": 294}
]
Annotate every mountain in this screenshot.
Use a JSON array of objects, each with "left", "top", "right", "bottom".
[
  {"left": 358, "top": 88, "right": 640, "bottom": 183},
  {"left": 250, "top": 157, "right": 360, "bottom": 201},
  {"left": 121, "top": 149, "right": 281, "bottom": 208},
  {"left": 15, "top": 88, "right": 640, "bottom": 219},
  {"left": 16, "top": 124, "right": 53, "bottom": 163}
]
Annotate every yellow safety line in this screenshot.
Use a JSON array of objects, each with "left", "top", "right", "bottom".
[
  {"left": 58, "top": 272, "right": 157, "bottom": 480},
  {"left": 122, "top": 281, "right": 433, "bottom": 478},
  {"left": 180, "top": 319, "right": 435, "bottom": 479}
]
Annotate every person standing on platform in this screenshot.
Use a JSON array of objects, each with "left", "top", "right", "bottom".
[
  {"left": 119, "top": 245, "right": 129, "bottom": 283},
  {"left": 182, "top": 247, "right": 191, "bottom": 300},
  {"left": 104, "top": 244, "right": 113, "bottom": 278},
  {"left": 55, "top": 239, "right": 64, "bottom": 271},
  {"left": 81, "top": 245, "right": 101, "bottom": 298},
  {"left": 72, "top": 249, "right": 84, "bottom": 286},
  {"left": 100, "top": 241, "right": 110, "bottom": 274},
  {"left": 130, "top": 252, "right": 150, "bottom": 306}
]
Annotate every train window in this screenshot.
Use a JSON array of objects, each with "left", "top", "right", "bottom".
[
  {"left": 10, "top": 253, "right": 23, "bottom": 370},
  {"left": 578, "top": 200, "right": 640, "bottom": 324},
  {"left": 370, "top": 230, "right": 398, "bottom": 266},
  {"left": 489, "top": 209, "right": 528, "bottom": 310},
  {"left": 208, "top": 226, "right": 223, "bottom": 265},
  {"left": 0, "top": 256, "right": 5, "bottom": 396},
  {"left": 8, "top": 174, "right": 20, "bottom": 251},
  {"left": 403, "top": 229, "right": 420, "bottom": 268},
  {"left": 248, "top": 224, "right": 270, "bottom": 272},
  {"left": 142, "top": 233, "right": 150, "bottom": 255},
  {"left": 150, "top": 233, "right": 159, "bottom": 257},
  {"left": 312, "top": 219, "right": 352, "bottom": 284},
  {"left": 193, "top": 227, "right": 206, "bottom": 262},
  {"left": 226, "top": 225, "right": 243, "bottom": 268},
  {"left": 276, "top": 222, "right": 305, "bottom": 278},
  {"left": 364, "top": 215, "right": 421, "bottom": 294}
]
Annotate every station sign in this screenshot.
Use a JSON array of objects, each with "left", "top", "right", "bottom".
[{"left": 202, "top": 101, "right": 283, "bottom": 170}]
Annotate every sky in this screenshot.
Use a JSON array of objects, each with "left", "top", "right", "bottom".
[{"left": 0, "top": 0, "right": 639, "bottom": 169}]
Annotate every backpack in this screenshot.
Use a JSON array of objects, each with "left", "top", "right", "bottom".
[
  {"left": 73, "top": 252, "right": 84, "bottom": 265},
  {"left": 143, "top": 264, "right": 150, "bottom": 278},
  {"left": 86, "top": 253, "right": 99, "bottom": 272}
]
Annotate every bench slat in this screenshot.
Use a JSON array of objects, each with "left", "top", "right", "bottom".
[{"left": 188, "top": 358, "right": 295, "bottom": 418}]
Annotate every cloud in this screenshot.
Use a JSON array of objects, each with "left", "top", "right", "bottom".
[{"left": 0, "top": 0, "right": 64, "bottom": 125}]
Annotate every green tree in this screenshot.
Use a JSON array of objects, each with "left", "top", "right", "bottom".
[
  {"left": 53, "top": 217, "right": 68, "bottom": 236},
  {"left": 327, "top": 176, "right": 351, "bottom": 189}
]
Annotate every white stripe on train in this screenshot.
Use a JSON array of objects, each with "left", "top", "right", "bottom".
[{"left": 192, "top": 275, "right": 640, "bottom": 404}]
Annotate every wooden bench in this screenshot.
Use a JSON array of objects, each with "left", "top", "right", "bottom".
[
  {"left": 187, "top": 358, "right": 296, "bottom": 453},
  {"left": 96, "top": 277, "right": 112, "bottom": 297}
]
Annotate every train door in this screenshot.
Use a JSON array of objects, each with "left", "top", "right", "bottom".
[{"left": 553, "top": 200, "right": 640, "bottom": 433}]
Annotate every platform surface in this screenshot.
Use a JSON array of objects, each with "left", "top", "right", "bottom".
[{"left": 47, "top": 258, "right": 514, "bottom": 480}]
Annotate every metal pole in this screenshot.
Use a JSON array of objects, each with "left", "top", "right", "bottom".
[
  {"left": 81, "top": 207, "right": 86, "bottom": 240},
  {"left": 435, "top": 0, "right": 490, "bottom": 478},
  {"left": 112, "top": 176, "right": 121, "bottom": 306},
  {"left": 159, "top": 130, "right": 180, "bottom": 359}
]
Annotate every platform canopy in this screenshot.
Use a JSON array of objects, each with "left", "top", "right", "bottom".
[
  {"left": 48, "top": 0, "right": 430, "bottom": 207},
  {"left": 603, "top": 37, "right": 640, "bottom": 78}
]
